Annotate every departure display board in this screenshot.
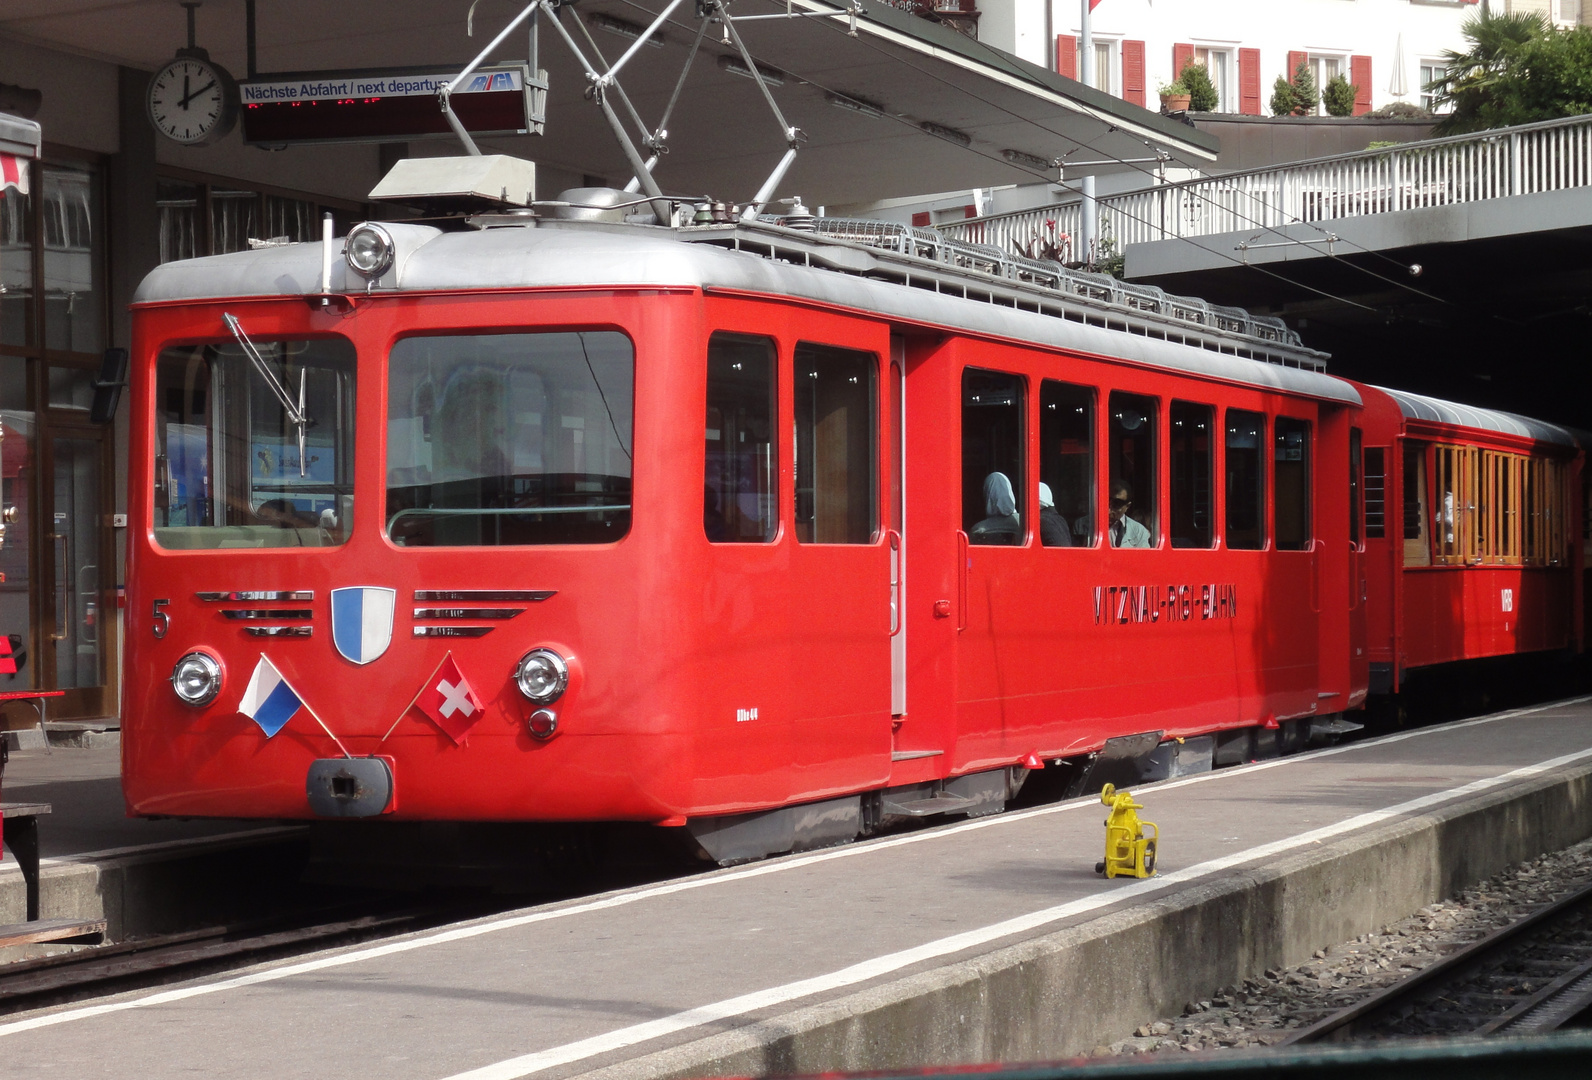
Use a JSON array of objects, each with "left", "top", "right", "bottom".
[{"left": 240, "top": 65, "right": 543, "bottom": 145}]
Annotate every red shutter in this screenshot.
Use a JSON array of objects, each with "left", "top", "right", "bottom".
[
  {"left": 911, "top": 212, "right": 930, "bottom": 227},
  {"left": 1122, "top": 40, "right": 1146, "bottom": 106},
  {"left": 1057, "top": 35, "right": 1078, "bottom": 80},
  {"left": 1173, "top": 42, "right": 1195, "bottom": 81},
  {"left": 1238, "top": 48, "right": 1261, "bottom": 115},
  {"left": 1351, "top": 54, "right": 1373, "bottom": 115}
]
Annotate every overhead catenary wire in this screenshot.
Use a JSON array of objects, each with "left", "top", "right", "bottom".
[
  {"left": 601, "top": 0, "right": 1381, "bottom": 314},
  {"left": 778, "top": 0, "right": 1448, "bottom": 306}
]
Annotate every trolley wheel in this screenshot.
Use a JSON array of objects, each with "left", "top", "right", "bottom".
[
  {"left": 1094, "top": 860, "right": 1106, "bottom": 875},
  {"left": 1142, "top": 840, "right": 1157, "bottom": 875}
]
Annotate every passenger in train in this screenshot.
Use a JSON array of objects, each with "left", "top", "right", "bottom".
[
  {"left": 1108, "top": 483, "right": 1151, "bottom": 548},
  {"left": 971, "top": 472, "right": 1022, "bottom": 544},
  {"left": 1038, "top": 482, "right": 1071, "bottom": 547}
]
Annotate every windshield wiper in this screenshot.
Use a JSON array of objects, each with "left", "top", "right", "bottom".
[{"left": 222, "top": 312, "right": 312, "bottom": 478}]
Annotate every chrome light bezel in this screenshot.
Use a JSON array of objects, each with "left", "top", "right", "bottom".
[
  {"left": 345, "top": 223, "right": 395, "bottom": 277},
  {"left": 171, "top": 651, "right": 223, "bottom": 707},
  {"left": 515, "top": 648, "right": 569, "bottom": 704}
]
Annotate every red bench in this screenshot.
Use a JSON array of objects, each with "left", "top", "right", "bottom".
[{"left": 0, "top": 689, "right": 66, "bottom": 755}]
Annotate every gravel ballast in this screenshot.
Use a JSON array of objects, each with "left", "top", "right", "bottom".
[{"left": 1094, "top": 836, "right": 1592, "bottom": 1056}]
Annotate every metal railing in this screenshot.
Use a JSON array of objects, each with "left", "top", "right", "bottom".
[{"left": 942, "top": 113, "right": 1592, "bottom": 258}]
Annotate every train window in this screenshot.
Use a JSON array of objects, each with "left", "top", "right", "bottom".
[
  {"left": 1431, "top": 444, "right": 1479, "bottom": 565},
  {"left": 705, "top": 333, "right": 777, "bottom": 543},
  {"left": 1403, "top": 444, "right": 1430, "bottom": 566},
  {"left": 1225, "top": 410, "right": 1265, "bottom": 550},
  {"left": 1108, "top": 392, "right": 1157, "bottom": 547},
  {"left": 1039, "top": 380, "right": 1093, "bottom": 547},
  {"left": 1274, "top": 418, "right": 1311, "bottom": 551},
  {"left": 964, "top": 369, "right": 1026, "bottom": 545},
  {"left": 1480, "top": 451, "right": 1521, "bottom": 565},
  {"left": 154, "top": 337, "right": 356, "bottom": 549},
  {"left": 385, "top": 331, "right": 634, "bottom": 546},
  {"left": 1170, "top": 402, "right": 1213, "bottom": 549},
  {"left": 1364, "top": 447, "right": 1386, "bottom": 539},
  {"left": 1349, "top": 428, "right": 1363, "bottom": 547},
  {"left": 795, "top": 342, "right": 877, "bottom": 544}
]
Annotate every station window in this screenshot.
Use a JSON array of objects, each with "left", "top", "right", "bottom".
[
  {"left": 704, "top": 333, "right": 777, "bottom": 543},
  {"left": 1039, "top": 380, "right": 1094, "bottom": 547},
  {"left": 1364, "top": 446, "right": 1386, "bottom": 540},
  {"left": 1274, "top": 418, "right": 1311, "bottom": 551},
  {"left": 385, "top": 331, "right": 634, "bottom": 547},
  {"left": 1225, "top": 410, "right": 1265, "bottom": 550},
  {"left": 1108, "top": 392, "right": 1157, "bottom": 547},
  {"left": 964, "top": 369, "right": 1026, "bottom": 545},
  {"left": 1170, "top": 401, "right": 1213, "bottom": 548},
  {"left": 1349, "top": 428, "right": 1363, "bottom": 548},
  {"left": 794, "top": 342, "right": 877, "bottom": 544},
  {"left": 1403, "top": 443, "right": 1430, "bottom": 567}
]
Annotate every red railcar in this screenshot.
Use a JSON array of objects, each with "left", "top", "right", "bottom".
[
  {"left": 1350, "top": 384, "right": 1583, "bottom": 693},
  {"left": 117, "top": 200, "right": 1568, "bottom": 863}
]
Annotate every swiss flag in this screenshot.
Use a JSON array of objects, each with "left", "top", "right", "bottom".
[
  {"left": 1089, "top": 0, "right": 1103, "bottom": 8},
  {"left": 414, "top": 652, "right": 485, "bottom": 745}
]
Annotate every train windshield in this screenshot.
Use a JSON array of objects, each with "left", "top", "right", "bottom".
[
  {"left": 153, "top": 337, "right": 356, "bottom": 549},
  {"left": 385, "top": 331, "right": 633, "bottom": 546}
]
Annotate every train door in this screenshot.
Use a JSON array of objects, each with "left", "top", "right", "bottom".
[{"left": 785, "top": 328, "right": 894, "bottom": 797}]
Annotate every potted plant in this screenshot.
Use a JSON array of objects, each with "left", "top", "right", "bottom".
[{"left": 1158, "top": 78, "right": 1191, "bottom": 113}]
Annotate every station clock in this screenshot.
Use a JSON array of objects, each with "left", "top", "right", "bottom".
[{"left": 147, "top": 50, "right": 239, "bottom": 146}]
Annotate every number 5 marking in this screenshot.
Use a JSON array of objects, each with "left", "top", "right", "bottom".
[{"left": 152, "top": 599, "right": 170, "bottom": 639}]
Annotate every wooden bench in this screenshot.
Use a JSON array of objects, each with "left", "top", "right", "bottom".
[
  {"left": 0, "top": 689, "right": 67, "bottom": 754},
  {"left": 0, "top": 802, "right": 105, "bottom": 948}
]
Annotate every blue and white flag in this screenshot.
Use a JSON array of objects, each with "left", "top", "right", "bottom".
[
  {"left": 330, "top": 586, "right": 395, "bottom": 666},
  {"left": 238, "top": 656, "right": 306, "bottom": 737}
]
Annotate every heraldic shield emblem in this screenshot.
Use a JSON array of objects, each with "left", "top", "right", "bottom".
[{"left": 330, "top": 587, "right": 396, "bottom": 665}]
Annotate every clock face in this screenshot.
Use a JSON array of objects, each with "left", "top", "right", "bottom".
[{"left": 147, "top": 57, "right": 237, "bottom": 145}]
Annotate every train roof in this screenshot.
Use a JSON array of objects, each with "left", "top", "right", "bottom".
[
  {"left": 134, "top": 215, "right": 1358, "bottom": 407},
  {"left": 1374, "top": 386, "right": 1578, "bottom": 449}
]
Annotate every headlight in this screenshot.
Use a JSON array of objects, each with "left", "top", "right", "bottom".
[
  {"left": 344, "top": 223, "right": 394, "bottom": 277},
  {"left": 171, "top": 652, "right": 223, "bottom": 707},
  {"left": 515, "top": 648, "right": 568, "bottom": 704}
]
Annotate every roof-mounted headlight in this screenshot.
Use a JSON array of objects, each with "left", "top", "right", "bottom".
[{"left": 345, "top": 223, "right": 395, "bottom": 278}]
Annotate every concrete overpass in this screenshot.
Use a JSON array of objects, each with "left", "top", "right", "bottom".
[{"left": 943, "top": 115, "right": 1592, "bottom": 427}]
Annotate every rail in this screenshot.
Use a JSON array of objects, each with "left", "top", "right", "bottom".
[{"left": 942, "top": 113, "right": 1592, "bottom": 258}]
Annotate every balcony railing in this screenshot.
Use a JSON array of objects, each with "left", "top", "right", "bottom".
[{"left": 942, "top": 113, "right": 1592, "bottom": 261}]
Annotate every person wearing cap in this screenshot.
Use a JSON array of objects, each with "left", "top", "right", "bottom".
[{"left": 1038, "top": 482, "right": 1071, "bottom": 547}]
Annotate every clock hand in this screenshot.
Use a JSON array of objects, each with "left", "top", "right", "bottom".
[
  {"left": 179, "top": 80, "right": 217, "bottom": 109},
  {"left": 181, "top": 74, "right": 190, "bottom": 110}
]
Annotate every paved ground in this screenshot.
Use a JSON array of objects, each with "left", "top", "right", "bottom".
[
  {"left": 2, "top": 745, "right": 277, "bottom": 858},
  {"left": 2, "top": 698, "right": 1591, "bottom": 1080}
]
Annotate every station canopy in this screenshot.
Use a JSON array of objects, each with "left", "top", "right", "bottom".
[{"left": 4, "top": 0, "right": 1216, "bottom": 205}]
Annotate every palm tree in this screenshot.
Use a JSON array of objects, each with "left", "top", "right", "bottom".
[{"left": 1428, "top": 11, "right": 1547, "bottom": 134}]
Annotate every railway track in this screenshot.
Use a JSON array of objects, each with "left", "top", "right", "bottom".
[
  {"left": 1283, "top": 878, "right": 1592, "bottom": 1043},
  {"left": 0, "top": 898, "right": 516, "bottom": 1019}
]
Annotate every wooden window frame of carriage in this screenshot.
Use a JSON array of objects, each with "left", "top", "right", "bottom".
[{"left": 1429, "top": 443, "right": 1567, "bottom": 568}]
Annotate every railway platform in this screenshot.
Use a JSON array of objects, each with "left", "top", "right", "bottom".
[
  {"left": 0, "top": 744, "right": 304, "bottom": 937},
  {"left": 5, "top": 697, "right": 1592, "bottom": 1080}
]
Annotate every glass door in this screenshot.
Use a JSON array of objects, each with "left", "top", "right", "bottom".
[{"left": 42, "top": 429, "right": 107, "bottom": 715}]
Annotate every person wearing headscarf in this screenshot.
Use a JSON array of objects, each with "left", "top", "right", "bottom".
[
  {"left": 971, "top": 471, "right": 1022, "bottom": 544},
  {"left": 1038, "top": 482, "right": 1071, "bottom": 547}
]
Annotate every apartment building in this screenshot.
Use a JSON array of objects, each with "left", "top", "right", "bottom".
[{"left": 978, "top": 0, "right": 1490, "bottom": 115}]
